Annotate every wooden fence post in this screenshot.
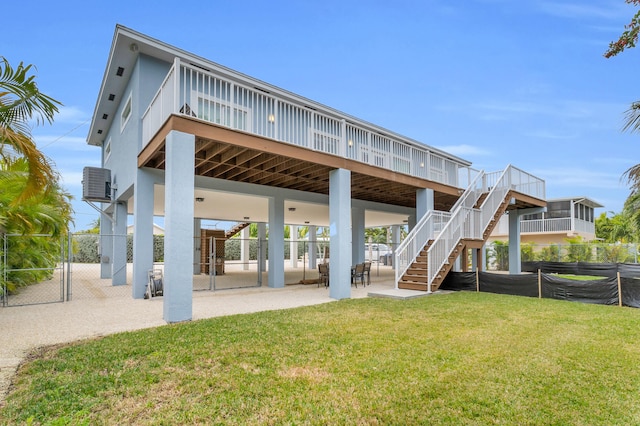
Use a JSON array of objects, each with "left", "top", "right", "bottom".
[
  {"left": 538, "top": 269, "right": 542, "bottom": 299},
  {"left": 617, "top": 271, "right": 622, "bottom": 307}
]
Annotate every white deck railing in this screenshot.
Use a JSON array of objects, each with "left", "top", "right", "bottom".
[
  {"left": 141, "top": 58, "right": 474, "bottom": 188},
  {"left": 493, "top": 217, "right": 595, "bottom": 235}
]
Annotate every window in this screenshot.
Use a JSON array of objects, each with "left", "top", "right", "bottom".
[
  {"left": 120, "top": 93, "right": 132, "bottom": 132},
  {"left": 104, "top": 138, "right": 112, "bottom": 161},
  {"left": 193, "top": 92, "right": 250, "bottom": 132},
  {"left": 547, "top": 201, "right": 570, "bottom": 219}
]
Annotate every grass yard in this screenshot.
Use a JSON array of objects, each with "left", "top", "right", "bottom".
[{"left": 2, "top": 291, "right": 640, "bottom": 425}]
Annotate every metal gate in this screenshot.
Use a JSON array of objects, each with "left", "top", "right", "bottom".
[
  {"left": 195, "top": 235, "right": 264, "bottom": 291},
  {"left": 1, "top": 233, "right": 68, "bottom": 307}
]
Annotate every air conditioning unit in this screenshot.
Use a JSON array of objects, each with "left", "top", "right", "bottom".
[{"left": 82, "top": 167, "right": 111, "bottom": 202}]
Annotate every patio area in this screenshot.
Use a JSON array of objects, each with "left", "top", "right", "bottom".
[{"left": 0, "top": 263, "right": 408, "bottom": 403}]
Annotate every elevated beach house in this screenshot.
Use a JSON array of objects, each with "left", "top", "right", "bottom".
[{"left": 86, "top": 25, "right": 546, "bottom": 322}]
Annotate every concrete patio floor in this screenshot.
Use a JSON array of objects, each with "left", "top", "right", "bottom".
[{"left": 0, "top": 263, "right": 438, "bottom": 403}]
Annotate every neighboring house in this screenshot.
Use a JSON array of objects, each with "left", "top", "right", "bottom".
[
  {"left": 86, "top": 25, "right": 545, "bottom": 322},
  {"left": 127, "top": 223, "right": 164, "bottom": 235},
  {"left": 488, "top": 197, "right": 603, "bottom": 245}
]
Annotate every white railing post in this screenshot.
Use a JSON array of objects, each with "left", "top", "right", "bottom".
[
  {"left": 173, "top": 58, "right": 180, "bottom": 116},
  {"left": 341, "top": 119, "right": 347, "bottom": 158},
  {"left": 230, "top": 82, "right": 235, "bottom": 130},
  {"left": 274, "top": 99, "right": 279, "bottom": 140}
]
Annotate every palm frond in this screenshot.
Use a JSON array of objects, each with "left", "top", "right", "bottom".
[
  {"left": 622, "top": 163, "right": 640, "bottom": 193},
  {"left": 622, "top": 101, "right": 640, "bottom": 133}
]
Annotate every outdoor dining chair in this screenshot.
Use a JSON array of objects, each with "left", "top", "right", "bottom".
[
  {"left": 352, "top": 263, "right": 365, "bottom": 288},
  {"left": 318, "top": 263, "right": 329, "bottom": 288}
]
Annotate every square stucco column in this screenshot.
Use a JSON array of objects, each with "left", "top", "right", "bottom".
[
  {"left": 391, "top": 224, "right": 401, "bottom": 270},
  {"left": 163, "top": 130, "right": 195, "bottom": 323},
  {"left": 351, "top": 206, "right": 365, "bottom": 264},
  {"left": 99, "top": 213, "right": 113, "bottom": 279},
  {"left": 112, "top": 202, "right": 128, "bottom": 285},
  {"left": 132, "top": 168, "right": 154, "bottom": 298},
  {"left": 329, "top": 168, "right": 351, "bottom": 300},
  {"left": 508, "top": 211, "right": 522, "bottom": 274},
  {"left": 241, "top": 227, "right": 250, "bottom": 271},
  {"left": 193, "top": 219, "right": 202, "bottom": 275},
  {"left": 416, "top": 188, "right": 434, "bottom": 221},
  {"left": 258, "top": 223, "right": 267, "bottom": 274},
  {"left": 268, "top": 196, "right": 285, "bottom": 288},
  {"left": 290, "top": 225, "right": 298, "bottom": 268},
  {"left": 308, "top": 225, "right": 317, "bottom": 271}
]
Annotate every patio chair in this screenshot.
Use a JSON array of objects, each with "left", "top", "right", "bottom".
[
  {"left": 363, "top": 262, "right": 371, "bottom": 286},
  {"left": 352, "top": 263, "right": 365, "bottom": 288},
  {"left": 318, "top": 263, "right": 329, "bottom": 288}
]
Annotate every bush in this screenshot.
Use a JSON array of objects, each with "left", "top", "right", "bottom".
[{"left": 71, "top": 234, "right": 164, "bottom": 263}]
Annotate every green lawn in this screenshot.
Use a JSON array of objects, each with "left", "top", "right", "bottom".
[{"left": 2, "top": 292, "right": 640, "bottom": 425}]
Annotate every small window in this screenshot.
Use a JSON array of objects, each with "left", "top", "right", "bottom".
[
  {"left": 104, "top": 138, "right": 112, "bottom": 161},
  {"left": 121, "top": 93, "right": 132, "bottom": 132}
]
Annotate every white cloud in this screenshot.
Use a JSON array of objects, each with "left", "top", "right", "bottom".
[
  {"left": 537, "top": 2, "right": 628, "bottom": 20},
  {"left": 434, "top": 144, "right": 490, "bottom": 157},
  {"left": 54, "top": 106, "right": 91, "bottom": 124},
  {"left": 59, "top": 171, "right": 85, "bottom": 190},
  {"left": 523, "top": 130, "right": 578, "bottom": 140},
  {"left": 532, "top": 166, "right": 623, "bottom": 190}
]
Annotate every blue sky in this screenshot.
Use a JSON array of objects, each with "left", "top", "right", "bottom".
[{"left": 4, "top": 0, "right": 639, "bottom": 231}]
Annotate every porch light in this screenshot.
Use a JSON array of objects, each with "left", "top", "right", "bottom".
[
  {"left": 419, "top": 162, "right": 424, "bottom": 167},
  {"left": 268, "top": 114, "right": 275, "bottom": 123},
  {"left": 348, "top": 139, "right": 353, "bottom": 147}
]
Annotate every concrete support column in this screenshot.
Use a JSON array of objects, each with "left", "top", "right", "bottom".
[
  {"left": 112, "top": 202, "right": 128, "bottom": 285},
  {"left": 407, "top": 214, "right": 416, "bottom": 232},
  {"left": 290, "top": 225, "right": 298, "bottom": 268},
  {"left": 193, "top": 219, "right": 201, "bottom": 275},
  {"left": 391, "top": 224, "right": 401, "bottom": 270},
  {"left": 163, "top": 130, "right": 195, "bottom": 323},
  {"left": 508, "top": 211, "right": 521, "bottom": 274},
  {"left": 351, "top": 206, "right": 365, "bottom": 264},
  {"left": 241, "top": 227, "right": 250, "bottom": 271},
  {"left": 471, "top": 248, "right": 478, "bottom": 271},
  {"left": 268, "top": 196, "right": 285, "bottom": 288},
  {"left": 329, "top": 168, "right": 351, "bottom": 300},
  {"left": 308, "top": 225, "right": 317, "bottom": 271},
  {"left": 99, "top": 213, "right": 112, "bottom": 279},
  {"left": 416, "top": 188, "right": 434, "bottom": 221},
  {"left": 132, "top": 169, "right": 154, "bottom": 298},
  {"left": 258, "top": 223, "right": 267, "bottom": 273}
]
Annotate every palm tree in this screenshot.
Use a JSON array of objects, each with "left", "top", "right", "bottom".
[{"left": 0, "top": 57, "right": 60, "bottom": 201}]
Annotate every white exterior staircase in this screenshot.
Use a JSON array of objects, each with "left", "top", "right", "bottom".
[{"left": 395, "top": 165, "right": 545, "bottom": 292}]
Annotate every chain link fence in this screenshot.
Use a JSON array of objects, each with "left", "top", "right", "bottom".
[
  {"left": 1, "top": 233, "right": 66, "bottom": 307},
  {"left": 2, "top": 232, "right": 401, "bottom": 306},
  {"left": 486, "top": 242, "right": 639, "bottom": 271}
]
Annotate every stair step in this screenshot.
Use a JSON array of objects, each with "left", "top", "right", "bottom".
[
  {"left": 398, "top": 281, "right": 430, "bottom": 291},
  {"left": 402, "top": 275, "right": 428, "bottom": 283}
]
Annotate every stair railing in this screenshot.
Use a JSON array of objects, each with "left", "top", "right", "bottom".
[
  {"left": 394, "top": 171, "right": 485, "bottom": 289},
  {"left": 426, "top": 167, "right": 514, "bottom": 292},
  {"left": 424, "top": 171, "right": 487, "bottom": 291},
  {"left": 394, "top": 210, "right": 451, "bottom": 288}
]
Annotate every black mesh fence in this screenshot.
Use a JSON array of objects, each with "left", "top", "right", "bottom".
[{"left": 442, "top": 266, "right": 640, "bottom": 308}]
